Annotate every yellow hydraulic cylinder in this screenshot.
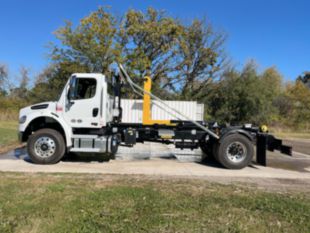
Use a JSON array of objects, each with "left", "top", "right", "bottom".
[{"left": 142, "top": 76, "right": 173, "bottom": 126}]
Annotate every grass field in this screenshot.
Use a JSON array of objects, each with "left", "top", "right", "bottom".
[
  {"left": 0, "top": 173, "right": 309, "bottom": 233},
  {"left": 0, "top": 121, "right": 19, "bottom": 153}
]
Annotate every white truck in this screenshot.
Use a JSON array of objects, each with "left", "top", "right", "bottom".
[{"left": 18, "top": 64, "right": 292, "bottom": 169}]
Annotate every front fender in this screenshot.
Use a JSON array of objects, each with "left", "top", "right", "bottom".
[{"left": 19, "top": 110, "right": 72, "bottom": 147}]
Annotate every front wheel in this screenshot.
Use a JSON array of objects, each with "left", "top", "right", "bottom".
[
  {"left": 216, "top": 134, "right": 254, "bottom": 169},
  {"left": 27, "top": 129, "right": 65, "bottom": 164}
]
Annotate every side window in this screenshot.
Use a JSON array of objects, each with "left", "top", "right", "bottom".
[{"left": 74, "top": 78, "right": 97, "bottom": 100}]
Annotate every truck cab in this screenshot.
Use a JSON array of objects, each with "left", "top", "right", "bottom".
[
  {"left": 60, "top": 73, "right": 113, "bottom": 129},
  {"left": 19, "top": 73, "right": 118, "bottom": 164}
]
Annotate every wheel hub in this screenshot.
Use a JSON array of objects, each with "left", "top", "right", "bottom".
[
  {"left": 226, "top": 142, "right": 247, "bottom": 163},
  {"left": 41, "top": 144, "right": 48, "bottom": 151},
  {"left": 34, "top": 137, "right": 56, "bottom": 158}
]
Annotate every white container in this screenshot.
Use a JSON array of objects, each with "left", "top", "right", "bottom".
[{"left": 121, "top": 99, "right": 204, "bottom": 123}]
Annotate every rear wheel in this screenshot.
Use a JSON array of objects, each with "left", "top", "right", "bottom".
[
  {"left": 200, "top": 140, "right": 217, "bottom": 162},
  {"left": 216, "top": 134, "right": 254, "bottom": 169},
  {"left": 27, "top": 129, "right": 65, "bottom": 164}
]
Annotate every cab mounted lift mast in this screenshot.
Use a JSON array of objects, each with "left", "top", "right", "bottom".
[{"left": 18, "top": 64, "right": 292, "bottom": 169}]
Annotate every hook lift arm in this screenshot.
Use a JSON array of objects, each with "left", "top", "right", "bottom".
[
  {"left": 118, "top": 64, "right": 220, "bottom": 140},
  {"left": 117, "top": 64, "right": 293, "bottom": 167}
]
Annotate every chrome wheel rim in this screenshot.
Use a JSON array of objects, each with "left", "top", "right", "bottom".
[
  {"left": 226, "top": 142, "right": 247, "bottom": 163},
  {"left": 34, "top": 137, "right": 56, "bottom": 158}
]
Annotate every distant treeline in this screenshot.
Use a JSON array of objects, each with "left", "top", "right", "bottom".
[{"left": 0, "top": 7, "right": 309, "bottom": 130}]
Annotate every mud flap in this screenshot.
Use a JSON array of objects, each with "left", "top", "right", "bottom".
[{"left": 256, "top": 133, "right": 292, "bottom": 166}]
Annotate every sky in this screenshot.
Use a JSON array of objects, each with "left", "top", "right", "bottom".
[{"left": 0, "top": 0, "right": 309, "bottom": 84}]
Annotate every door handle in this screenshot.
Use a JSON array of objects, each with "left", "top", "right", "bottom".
[{"left": 92, "top": 108, "right": 99, "bottom": 117}]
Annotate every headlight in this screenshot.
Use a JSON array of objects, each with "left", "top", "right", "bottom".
[{"left": 19, "top": 115, "right": 27, "bottom": 124}]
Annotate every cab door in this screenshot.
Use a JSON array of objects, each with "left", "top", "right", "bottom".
[{"left": 63, "top": 76, "right": 101, "bottom": 128}]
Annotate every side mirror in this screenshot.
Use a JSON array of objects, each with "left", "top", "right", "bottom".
[{"left": 67, "top": 76, "right": 77, "bottom": 101}]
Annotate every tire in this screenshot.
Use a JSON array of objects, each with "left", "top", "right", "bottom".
[
  {"left": 216, "top": 134, "right": 254, "bottom": 169},
  {"left": 109, "top": 135, "right": 119, "bottom": 160},
  {"left": 200, "top": 140, "right": 217, "bottom": 162},
  {"left": 27, "top": 128, "right": 65, "bottom": 164},
  {"left": 108, "top": 144, "right": 118, "bottom": 160}
]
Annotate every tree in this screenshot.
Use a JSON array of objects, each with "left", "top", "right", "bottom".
[
  {"left": 118, "top": 8, "right": 183, "bottom": 98},
  {"left": 259, "top": 67, "right": 283, "bottom": 122},
  {"left": 29, "top": 62, "right": 89, "bottom": 102},
  {"left": 206, "top": 62, "right": 284, "bottom": 125},
  {"left": 52, "top": 7, "right": 118, "bottom": 74},
  {"left": 261, "top": 67, "right": 282, "bottom": 97},
  {"left": 50, "top": 7, "right": 226, "bottom": 100},
  {"left": 10, "top": 66, "right": 30, "bottom": 100},
  {"left": 172, "top": 19, "right": 226, "bottom": 101},
  {"left": 297, "top": 72, "right": 310, "bottom": 89},
  {"left": 207, "top": 62, "right": 264, "bottom": 124},
  {"left": 119, "top": 10, "right": 226, "bottom": 100},
  {"left": 0, "top": 64, "right": 8, "bottom": 96},
  {"left": 285, "top": 80, "right": 310, "bottom": 129},
  {"left": 206, "top": 67, "right": 240, "bottom": 122}
]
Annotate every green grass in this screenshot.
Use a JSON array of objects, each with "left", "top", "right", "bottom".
[
  {"left": 0, "top": 121, "right": 18, "bottom": 149},
  {"left": 0, "top": 174, "right": 309, "bottom": 233}
]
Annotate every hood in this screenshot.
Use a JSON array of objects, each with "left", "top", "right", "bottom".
[{"left": 19, "top": 101, "right": 56, "bottom": 117}]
